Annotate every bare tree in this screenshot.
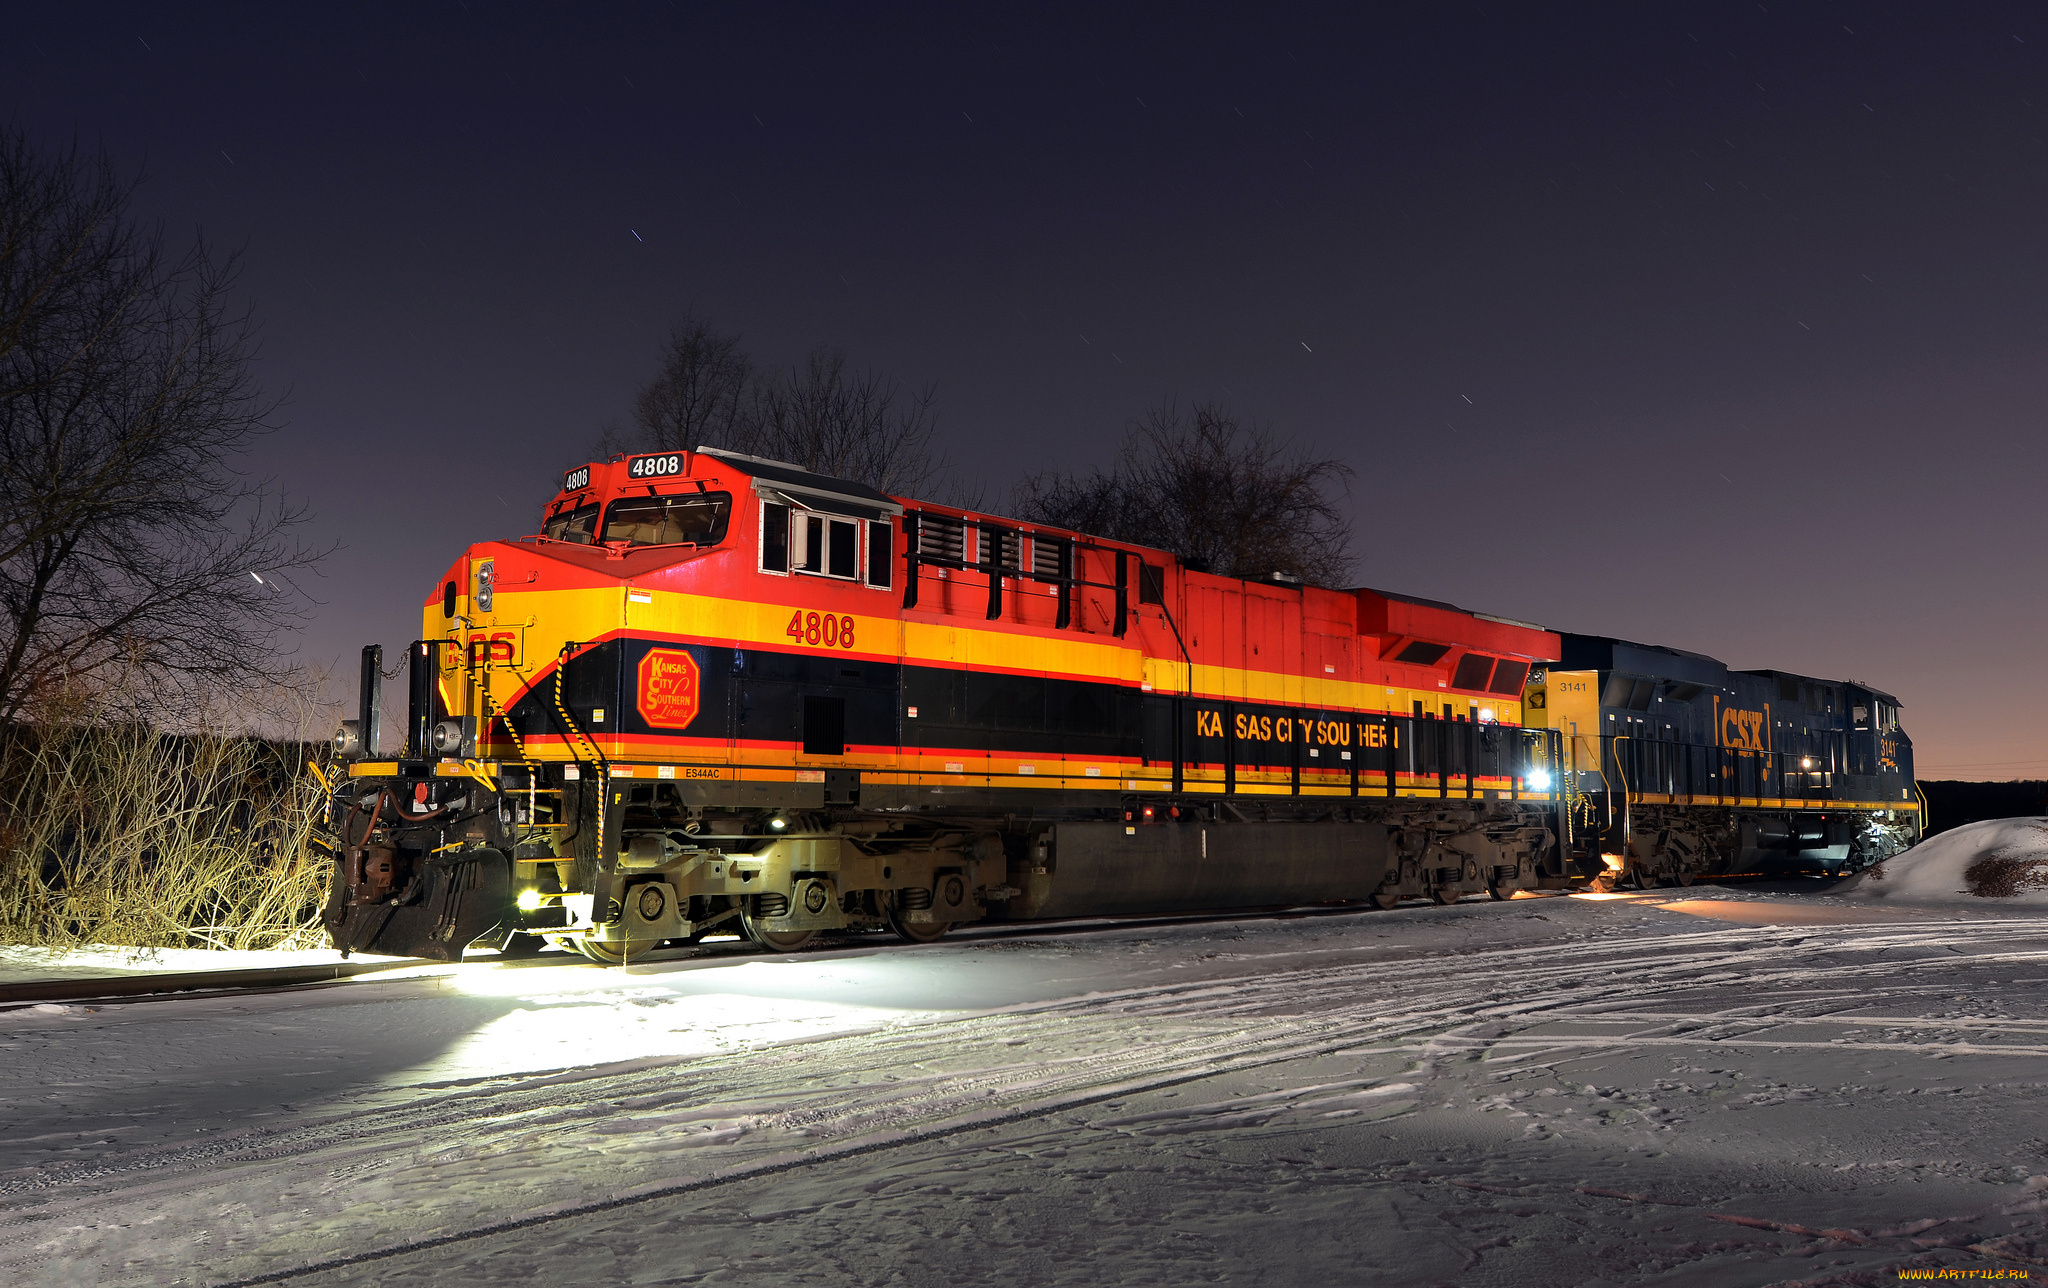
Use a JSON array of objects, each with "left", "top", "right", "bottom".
[
  {"left": 594, "top": 313, "right": 755, "bottom": 462},
  {"left": 603, "top": 316, "right": 952, "bottom": 498},
  {"left": 0, "top": 128, "right": 324, "bottom": 721},
  {"left": 1015, "top": 399, "right": 1355, "bottom": 587},
  {"left": 743, "top": 347, "right": 945, "bottom": 496}
]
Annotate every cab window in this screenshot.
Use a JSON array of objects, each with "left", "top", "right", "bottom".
[
  {"left": 601, "top": 492, "right": 731, "bottom": 547},
  {"left": 543, "top": 502, "right": 599, "bottom": 544}
]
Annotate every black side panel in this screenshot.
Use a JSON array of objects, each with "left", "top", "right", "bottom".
[
  {"left": 967, "top": 670, "right": 1046, "bottom": 748},
  {"left": 1141, "top": 695, "right": 1175, "bottom": 765},
  {"left": 1049, "top": 674, "right": 1138, "bottom": 760},
  {"left": 507, "top": 639, "right": 627, "bottom": 738},
  {"left": 738, "top": 650, "right": 898, "bottom": 752}
]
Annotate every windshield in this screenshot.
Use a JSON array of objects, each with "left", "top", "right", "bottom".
[
  {"left": 601, "top": 492, "right": 731, "bottom": 547},
  {"left": 543, "top": 502, "right": 599, "bottom": 544}
]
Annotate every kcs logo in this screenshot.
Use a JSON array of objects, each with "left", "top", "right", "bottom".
[{"left": 637, "top": 649, "right": 701, "bottom": 730}]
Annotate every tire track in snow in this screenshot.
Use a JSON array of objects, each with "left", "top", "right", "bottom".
[{"left": 5, "top": 915, "right": 2047, "bottom": 1286}]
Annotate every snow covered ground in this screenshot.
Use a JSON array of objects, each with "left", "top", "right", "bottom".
[{"left": 5, "top": 885, "right": 2048, "bottom": 1287}]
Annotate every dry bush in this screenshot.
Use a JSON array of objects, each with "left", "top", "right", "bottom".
[{"left": 0, "top": 685, "right": 335, "bottom": 951}]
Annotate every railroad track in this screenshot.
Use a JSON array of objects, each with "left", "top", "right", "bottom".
[
  {"left": 0, "top": 957, "right": 439, "bottom": 1010},
  {"left": 0, "top": 893, "right": 1576, "bottom": 1012},
  {"left": 2, "top": 873, "right": 1856, "bottom": 1013}
]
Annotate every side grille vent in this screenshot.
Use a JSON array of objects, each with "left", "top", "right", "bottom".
[
  {"left": 918, "top": 514, "right": 966, "bottom": 561},
  {"left": 1032, "top": 536, "right": 1067, "bottom": 579}
]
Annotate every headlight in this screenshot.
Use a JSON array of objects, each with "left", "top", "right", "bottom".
[
  {"left": 1525, "top": 769, "right": 1552, "bottom": 790},
  {"left": 333, "top": 720, "right": 363, "bottom": 756},
  {"left": 516, "top": 888, "right": 543, "bottom": 911}
]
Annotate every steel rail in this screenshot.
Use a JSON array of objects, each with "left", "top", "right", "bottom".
[
  {"left": 0, "top": 958, "right": 435, "bottom": 1010},
  {"left": 0, "top": 893, "right": 1569, "bottom": 1011},
  {"left": 20, "top": 878, "right": 1879, "bottom": 1014}
]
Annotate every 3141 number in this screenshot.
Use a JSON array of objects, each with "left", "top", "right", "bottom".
[{"left": 787, "top": 611, "right": 855, "bottom": 649}]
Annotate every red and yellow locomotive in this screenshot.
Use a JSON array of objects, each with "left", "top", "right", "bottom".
[{"left": 323, "top": 448, "right": 1566, "bottom": 961}]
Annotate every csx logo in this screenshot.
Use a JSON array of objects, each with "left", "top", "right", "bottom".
[{"left": 1719, "top": 705, "right": 1768, "bottom": 751}]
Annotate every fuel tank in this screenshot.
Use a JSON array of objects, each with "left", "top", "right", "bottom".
[{"left": 1003, "top": 820, "right": 1394, "bottom": 920}]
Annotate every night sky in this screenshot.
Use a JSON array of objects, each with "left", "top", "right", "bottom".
[{"left": 6, "top": 4, "right": 2044, "bottom": 777}]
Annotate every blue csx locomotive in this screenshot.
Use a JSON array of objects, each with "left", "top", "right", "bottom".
[{"left": 1529, "top": 633, "right": 1919, "bottom": 886}]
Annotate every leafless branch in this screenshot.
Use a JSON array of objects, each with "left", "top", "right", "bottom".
[
  {"left": 1015, "top": 398, "right": 1355, "bottom": 587},
  {"left": 0, "top": 127, "right": 327, "bottom": 721},
  {"left": 601, "top": 315, "right": 957, "bottom": 498}
]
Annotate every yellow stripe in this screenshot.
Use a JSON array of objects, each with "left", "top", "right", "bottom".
[
  {"left": 451, "top": 583, "right": 1525, "bottom": 725},
  {"left": 1631, "top": 792, "right": 1918, "bottom": 812}
]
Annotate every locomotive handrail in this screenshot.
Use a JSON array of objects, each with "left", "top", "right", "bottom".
[
  {"left": 550, "top": 641, "right": 606, "bottom": 769},
  {"left": 1591, "top": 731, "right": 1916, "bottom": 809},
  {"left": 1610, "top": 734, "right": 1633, "bottom": 852},
  {"left": 901, "top": 507, "right": 1146, "bottom": 636}
]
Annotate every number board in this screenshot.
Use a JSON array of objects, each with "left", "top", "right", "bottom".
[
  {"left": 627, "top": 453, "right": 684, "bottom": 480},
  {"left": 562, "top": 466, "right": 591, "bottom": 492}
]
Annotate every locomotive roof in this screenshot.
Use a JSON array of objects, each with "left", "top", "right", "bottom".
[
  {"left": 1361, "top": 588, "right": 1549, "bottom": 633},
  {"left": 1557, "top": 634, "right": 1729, "bottom": 688},
  {"left": 1738, "top": 668, "right": 1903, "bottom": 707},
  {"left": 1561, "top": 635, "right": 1903, "bottom": 707},
  {"left": 695, "top": 446, "right": 904, "bottom": 518}
]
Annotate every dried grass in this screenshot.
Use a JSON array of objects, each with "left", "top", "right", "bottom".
[{"left": 0, "top": 686, "right": 335, "bottom": 950}]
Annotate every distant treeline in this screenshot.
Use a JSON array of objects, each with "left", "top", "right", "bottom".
[{"left": 1916, "top": 780, "right": 2048, "bottom": 839}]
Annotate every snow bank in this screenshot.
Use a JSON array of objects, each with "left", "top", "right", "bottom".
[{"left": 1835, "top": 816, "right": 2048, "bottom": 905}]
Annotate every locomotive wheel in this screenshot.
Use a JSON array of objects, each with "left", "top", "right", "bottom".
[
  {"left": 742, "top": 915, "right": 816, "bottom": 953},
  {"left": 577, "top": 937, "right": 659, "bottom": 964},
  {"left": 1669, "top": 870, "right": 1695, "bottom": 888},
  {"left": 1430, "top": 885, "right": 1460, "bottom": 906},
  {"left": 887, "top": 906, "right": 950, "bottom": 944},
  {"left": 1370, "top": 891, "right": 1403, "bottom": 910}
]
